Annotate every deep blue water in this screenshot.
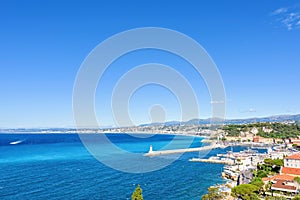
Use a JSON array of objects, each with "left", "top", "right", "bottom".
[{"left": 0, "top": 133, "right": 245, "bottom": 199}]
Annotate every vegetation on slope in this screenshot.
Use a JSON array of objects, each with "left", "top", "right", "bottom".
[
  {"left": 223, "top": 122, "right": 300, "bottom": 138},
  {"left": 231, "top": 158, "right": 284, "bottom": 199}
]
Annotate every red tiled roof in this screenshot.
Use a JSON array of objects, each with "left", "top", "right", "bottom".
[
  {"left": 286, "top": 153, "right": 300, "bottom": 160},
  {"left": 275, "top": 174, "right": 296, "bottom": 181},
  {"left": 262, "top": 174, "right": 295, "bottom": 182},
  {"left": 272, "top": 180, "right": 296, "bottom": 191},
  {"left": 262, "top": 177, "right": 272, "bottom": 182},
  {"left": 282, "top": 167, "right": 300, "bottom": 176}
]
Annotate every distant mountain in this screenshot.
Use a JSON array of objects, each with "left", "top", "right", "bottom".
[
  {"left": 140, "top": 114, "right": 300, "bottom": 126},
  {"left": 225, "top": 114, "right": 300, "bottom": 124}
]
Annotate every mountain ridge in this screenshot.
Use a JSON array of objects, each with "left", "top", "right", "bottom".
[{"left": 140, "top": 114, "right": 300, "bottom": 126}]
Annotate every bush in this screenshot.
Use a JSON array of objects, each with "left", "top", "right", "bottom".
[
  {"left": 231, "top": 184, "right": 259, "bottom": 200},
  {"left": 202, "top": 187, "right": 224, "bottom": 200},
  {"left": 250, "top": 177, "right": 264, "bottom": 188}
]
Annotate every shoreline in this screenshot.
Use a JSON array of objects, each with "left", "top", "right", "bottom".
[{"left": 0, "top": 131, "right": 209, "bottom": 138}]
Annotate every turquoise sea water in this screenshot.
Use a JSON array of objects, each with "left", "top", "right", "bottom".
[{"left": 0, "top": 133, "right": 242, "bottom": 199}]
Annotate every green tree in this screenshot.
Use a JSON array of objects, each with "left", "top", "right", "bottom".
[
  {"left": 255, "top": 158, "right": 283, "bottom": 178},
  {"left": 294, "top": 177, "right": 300, "bottom": 184},
  {"left": 265, "top": 181, "right": 273, "bottom": 192},
  {"left": 293, "top": 196, "right": 300, "bottom": 200},
  {"left": 250, "top": 177, "right": 264, "bottom": 189},
  {"left": 264, "top": 158, "right": 283, "bottom": 167},
  {"left": 222, "top": 122, "right": 300, "bottom": 139},
  {"left": 257, "top": 170, "right": 268, "bottom": 178},
  {"left": 201, "top": 187, "right": 224, "bottom": 200},
  {"left": 131, "top": 184, "right": 143, "bottom": 200},
  {"left": 262, "top": 158, "right": 283, "bottom": 173},
  {"left": 265, "top": 196, "right": 287, "bottom": 200},
  {"left": 248, "top": 193, "right": 260, "bottom": 200},
  {"left": 231, "top": 184, "right": 259, "bottom": 200}
]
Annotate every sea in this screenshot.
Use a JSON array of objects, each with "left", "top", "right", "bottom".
[{"left": 0, "top": 133, "right": 250, "bottom": 199}]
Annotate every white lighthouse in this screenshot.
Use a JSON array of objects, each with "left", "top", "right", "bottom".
[{"left": 149, "top": 145, "right": 153, "bottom": 153}]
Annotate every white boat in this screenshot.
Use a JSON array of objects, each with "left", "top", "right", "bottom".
[{"left": 9, "top": 140, "right": 23, "bottom": 145}]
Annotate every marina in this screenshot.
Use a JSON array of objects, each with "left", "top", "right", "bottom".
[
  {"left": 189, "top": 157, "right": 234, "bottom": 165},
  {"left": 144, "top": 143, "right": 227, "bottom": 156}
]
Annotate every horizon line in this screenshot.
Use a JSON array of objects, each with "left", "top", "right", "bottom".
[{"left": 0, "top": 113, "right": 299, "bottom": 129}]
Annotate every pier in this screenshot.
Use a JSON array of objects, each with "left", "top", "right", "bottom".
[
  {"left": 144, "top": 144, "right": 226, "bottom": 156},
  {"left": 189, "top": 157, "right": 234, "bottom": 165}
]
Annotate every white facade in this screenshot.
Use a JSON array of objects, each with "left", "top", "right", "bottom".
[{"left": 284, "top": 158, "right": 300, "bottom": 168}]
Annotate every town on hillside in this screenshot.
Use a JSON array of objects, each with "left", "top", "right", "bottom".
[{"left": 201, "top": 122, "right": 300, "bottom": 199}]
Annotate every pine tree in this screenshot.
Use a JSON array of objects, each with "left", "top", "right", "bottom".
[
  {"left": 131, "top": 184, "right": 144, "bottom": 200},
  {"left": 202, "top": 187, "right": 224, "bottom": 200}
]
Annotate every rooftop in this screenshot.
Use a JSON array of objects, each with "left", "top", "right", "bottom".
[
  {"left": 271, "top": 180, "right": 297, "bottom": 192},
  {"left": 286, "top": 153, "right": 300, "bottom": 160},
  {"left": 282, "top": 167, "right": 300, "bottom": 176},
  {"left": 262, "top": 174, "right": 295, "bottom": 182}
]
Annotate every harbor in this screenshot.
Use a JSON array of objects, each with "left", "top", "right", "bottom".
[
  {"left": 145, "top": 139, "right": 300, "bottom": 198},
  {"left": 189, "top": 157, "right": 234, "bottom": 165},
  {"left": 199, "top": 143, "right": 299, "bottom": 199},
  {"left": 143, "top": 143, "right": 227, "bottom": 156}
]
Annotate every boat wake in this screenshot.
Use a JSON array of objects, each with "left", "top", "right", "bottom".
[{"left": 9, "top": 140, "right": 24, "bottom": 145}]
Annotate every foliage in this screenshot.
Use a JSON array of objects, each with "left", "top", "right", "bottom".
[
  {"left": 265, "top": 181, "right": 273, "bottom": 192},
  {"left": 250, "top": 177, "right": 264, "bottom": 188},
  {"left": 223, "top": 125, "right": 243, "bottom": 136},
  {"left": 248, "top": 193, "right": 260, "bottom": 200},
  {"left": 255, "top": 158, "right": 284, "bottom": 178},
  {"left": 257, "top": 170, "right": 268, "bottom": 178},
  {"left": 294, "top": 177, "right": 300, "bottom": 184},
  {"left": 232, "top": 158, "right": 287, "bottom": 199},
  {"left": 293, "top": 196, "right": 300, "bottom": 200},
  {"left": 223, "top": 122, "right": 300, "bottom": 138},
  {"left": 264, "top": 158, "right": 284, "bottom": 167},
  {"left": 263, "top": 158, "right": 283, "bottom": 173},
  {"left": 131, "top": 184, "right": 143, "bottom": 200},
  {"left": 201, "top": 187, "right": 224, "bottom": 200},
  {"left": 231, "top": 184, "right": 259, "bottom": 200},
  {"left": 265, "top": 196, "right": 287, "bottom": 200}
]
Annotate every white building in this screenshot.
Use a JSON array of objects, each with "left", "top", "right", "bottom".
[{"left": 284, "top": 154, "right": 300, "bottom": 168}]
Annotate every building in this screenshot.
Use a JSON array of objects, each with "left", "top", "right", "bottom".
[
  {"left": 282, "top": 153, "right": 300, "bottom": 174},
  {"left": 252, "top": 136, "right": 273, "bottom": 143},
  {"left": 262, "top": 153, "right": 300, "bottom": 195},
  {"left": 271, "top": 179, "right": 297, "bottom": 193},
  {"left": 281, "top": 167, "right": 300, "bottom": 177},
  {"left": 262, "top": 174, "right": 297, "bottom": 193}
]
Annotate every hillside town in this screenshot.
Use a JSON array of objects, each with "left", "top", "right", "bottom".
[{"left": 201, "top": 122, "right": 300, "bottom": 200}]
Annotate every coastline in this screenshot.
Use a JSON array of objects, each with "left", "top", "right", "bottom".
[{"left": 0, "top": 131, "right": 210, "bottom": 138}]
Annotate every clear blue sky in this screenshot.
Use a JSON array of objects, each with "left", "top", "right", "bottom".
[{"left": 1, "top": 0, "right": 300, "bottom": 128}]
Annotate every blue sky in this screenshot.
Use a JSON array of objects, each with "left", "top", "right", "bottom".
[{"left": 0, "top": 0, "right": 300, "bottom": 128}]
